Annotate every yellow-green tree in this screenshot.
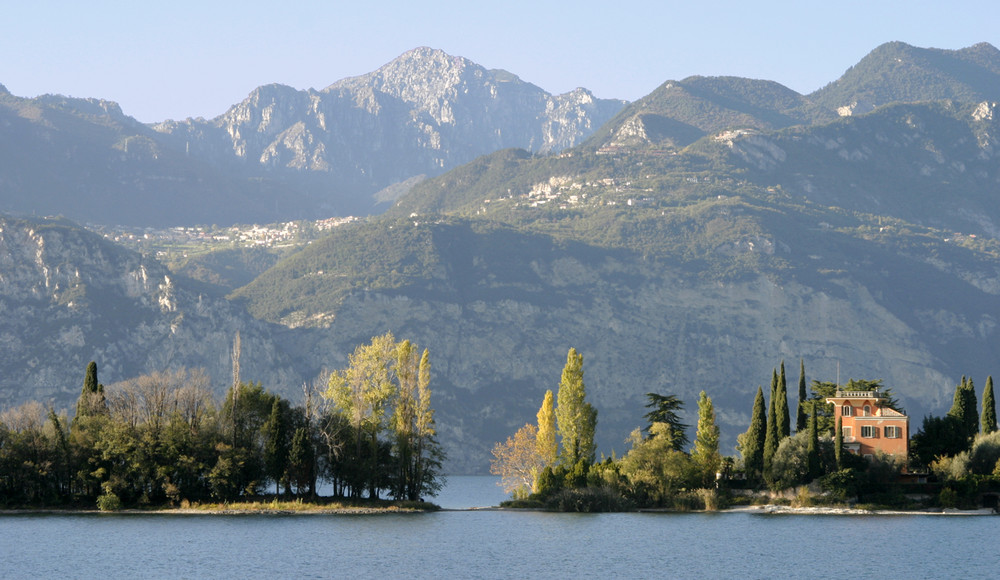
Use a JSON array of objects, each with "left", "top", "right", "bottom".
[
  {"left": 692, "top": 391, "right": 721, "bottom": 486},
  {"left": 536, "top": 390, "right": 557, "bottom": 468},
  {"left": 555, "top": 348, "right": 597, "bottom": 465},
  {"left": 619, "top": 423, "right": 695, "bottom": 506},
  {"left": 325, "top": 333, "right": 400, "bottom": 499},
  {"left": 325, "top": 333, "right": 442, "bottom": 501}
]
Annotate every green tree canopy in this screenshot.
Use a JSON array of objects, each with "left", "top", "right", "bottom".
[
  {"left": 948, "top": 376, "right": 979, "bottom": 442},
  {"left": 982, "top": 376, "right": 997, "bottom": 434},
  {"left": 776, "top": 362, "right": 790, "bottom": 439},
  {"left": 75, "top": 361, "right": 107, "bottom": 419},
  {"left": 763, "top": 370, "right": 779, "bottom": 478},
  {"left": 795, "top": 359, "right": 807, "bottom": 433},
  {"left": 741, "top": 386, "right": 767, "bottom": 481},
  {"left": 642, "top": 393, "right": 688, "bottom": 451}
]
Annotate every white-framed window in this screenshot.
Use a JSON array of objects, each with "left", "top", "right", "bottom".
[
  {"left": 863, "top": 405, "right": 872, "bottom": 416},
  {"left": 842, "top": 405, "right": 853, "bottom": 416},
  {"left": 884, "top": 426, "right": 902, "bottom": 438},
  {"left": 842, "top": 426, "right": 853, "bottom": 441},
  {"left": 861, "top": 425, "right": 878, "bottom": 438}
]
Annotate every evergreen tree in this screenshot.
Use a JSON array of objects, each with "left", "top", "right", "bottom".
[
  {"left": 776, "top": 361, "right": 790, "bottom": 439},
  {"left": 982, "top": 376, "right": 997, "bottom": 434},
  {"left": 642, "top": 393, "right": 689, "bottom": 450},
  {"left": 795, "top": 359, "right": 807, "bottom": 433},
  {"left": 742, "top": 386, "right": 767, "bottom": 481},
  {"left": 763, "top": 370, "right": 779, "bottom": 477},
  {"left": 948, "top": 377, "right": 979, "bottom": 442},
  {"left": 964, "top": 377, "right": 979, "bottom": 440},
  {"left": 75, "top": 361, "right": 107, "bottom": 419},
  {"left": 834, "top": 416, "right": 843, "bottom": 469},
  {"left": 287, "top": 426, "right": 316, "bottom": 497},
  {"left": 555, "top": 348, "right": 597, "bottom": 465},
  {"left": 692, "top": 391, "right": 721, "bottom": 486},
  {"left": 910, "top": 414, "right": 969, "bottom": 467},
  {"left": 263, "top": 398, "right": 289, "bottom": 495},
  {"left": 536, "top": 390, "right": 557, "bottom": 468},
  {"left": 807, "top": 402, "right": 821, "bottom": 480}
]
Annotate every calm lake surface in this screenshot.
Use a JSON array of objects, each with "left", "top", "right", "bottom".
[{"left": 1, "top": 476, "right": 996, "bottom": 579}]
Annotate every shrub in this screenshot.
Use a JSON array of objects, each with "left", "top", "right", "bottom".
[
  {"left": 97, "top": 492, "right": 123, "bottom": 512},
  {"left": 697, "top": 488, "right": 720, "bottom": 511},
  {"left": 546, "top": 486, "right": 631, "bottom": 512}
]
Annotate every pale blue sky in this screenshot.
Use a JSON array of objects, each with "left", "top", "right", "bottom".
[{"left": 2, "top": 0, "right": 997, "bottom": 123}]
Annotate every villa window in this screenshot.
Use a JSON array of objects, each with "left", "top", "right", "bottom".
[
  {"left": 861, "top": 425, "right": 878, "bottom": 438},
  {"left": 842, "top": 426, "right": 853, "bottom": 441},
  {"left": 842, "top": 405, "right": 853, "bottom": 416},
  {"left": 884, "top": 426, "right": 901, "bottom": 438},
  {"left": 863, "top": 405, "right": 872, "bottom": 416}
]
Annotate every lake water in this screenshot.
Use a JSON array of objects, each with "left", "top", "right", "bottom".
[{"left": 1, "top": 476, "right": 996, "bottom": 579}]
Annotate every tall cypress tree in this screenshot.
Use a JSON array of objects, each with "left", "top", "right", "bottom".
[
  {"left": 743, "top": 386, "right": 767, "bottom": 481},
  {"left": 807, "top": 402, "right": 821, "bottom": 480},
  {"left": 75, "top": 360, "right": 106, "bottom": 419},
  {"left": 776, "top": 361, "right": 790, "bottom": 439},
  {"left": 796, "top": 359, "right": 808, "bottom": 433},
  {"left": 287, "top": 426, "right": 316, "bottom": 497},
  {"left": 964, "top": 378, "right": 979, "bottom": 440},
  {"left": 763, "top": 370, "right": 779, "bottom": 477},
  {"left": 948, "top": 377, "right": 979, "bottom": 442},
  {"left": 834, "top": 416, "right": 843, "bottom": 470},
  {"left": 982, "top": 376, "right": 997, "bottom": 434},
  {"left": 263, "top": 398, "right": 289, "bottom": 495}
]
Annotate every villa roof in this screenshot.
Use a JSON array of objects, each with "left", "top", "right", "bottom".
[{"left": 826, "top": 390, "right": 885, "bottom": 400}]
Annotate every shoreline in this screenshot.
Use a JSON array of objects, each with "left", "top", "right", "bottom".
[{"left": 2, "top": 504, "right": 995, "bottom": 516}]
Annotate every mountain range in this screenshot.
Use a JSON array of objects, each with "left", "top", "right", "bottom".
[
  {"left": 2, "top": 42, "right": 1000, "bottom": 472},
  {"left": 0, "top": 47, "right": 624, "bottom": 226}
]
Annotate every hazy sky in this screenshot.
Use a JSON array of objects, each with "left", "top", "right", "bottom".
[{"left": 2, "top": 1, "right": 997, "bottom": 123}]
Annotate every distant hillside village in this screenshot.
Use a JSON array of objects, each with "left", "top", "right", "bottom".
[{"left": 91, "top": 216, "right": 358, "bottom": 258}]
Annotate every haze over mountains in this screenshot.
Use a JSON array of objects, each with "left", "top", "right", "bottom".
[
  {"left": 0, "top": 48, "right": 624, "bottom": 226},
  {"left": 2, "top": 42, "right": 1000, "bottom": 472}
]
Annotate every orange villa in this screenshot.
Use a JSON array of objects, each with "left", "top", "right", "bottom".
[{"left": 826, "top": 389, "right": 909, "bottom": 460}]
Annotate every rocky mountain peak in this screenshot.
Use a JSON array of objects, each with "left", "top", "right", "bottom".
[{"left": 325, "top": 47, "right": 484, "bottom": 100}]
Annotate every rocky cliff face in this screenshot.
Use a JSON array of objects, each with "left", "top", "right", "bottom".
[{"left": 0, "top": 216, "right": 301, "bottom": 409}]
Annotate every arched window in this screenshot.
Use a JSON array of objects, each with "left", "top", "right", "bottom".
[
  {"left": 863, "top": 405, "right": 871, "bottom": 417},
  {"left": 842, "top": 405, "right": 853, "bottom": 416}
]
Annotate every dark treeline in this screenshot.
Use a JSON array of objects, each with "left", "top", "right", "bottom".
[{"left": 0, "top": 334, "right": 444, "bottom": 509}]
